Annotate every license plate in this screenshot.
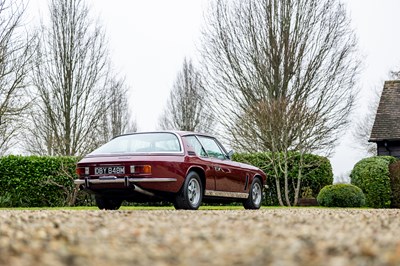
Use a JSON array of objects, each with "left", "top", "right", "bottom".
[{"left": 94, "top": 166, "right": 125, "bottom": 175}]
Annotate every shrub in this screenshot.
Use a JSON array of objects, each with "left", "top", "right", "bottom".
[
  {"left": 0, "top": 155, "right": 80, "bottom": 207},
  {"left": 350, "top": 156, "right": 397, "bottom": 208},
  {"left": 389, "top": 161, "right": 400, "bottom": 208},
  {"left": 233, "top": 152, "right": 333, "bottom": 205},
  {"left": 0, "top": 153, "right": 333, "bottom": 207},
  {"left": 317, "top": 184, "right": 365, "bottom": 207}
]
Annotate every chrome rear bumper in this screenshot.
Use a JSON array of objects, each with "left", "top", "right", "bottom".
[
  {"left": 74, "top": 177, "right": 177, "bottom": 197},
  {"left": 74, "top": 177, "right": 177, "bottom": 186}
]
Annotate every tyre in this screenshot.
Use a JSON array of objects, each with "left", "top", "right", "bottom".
[
  {"left": 174, "top": 171, "right": 203, "bottom": 210},
  {"left": 243, "top": 178, "right": 263, "bottom": 209},
  {"left": 95, "top": 196, "right": 122, "bottom": 210}
]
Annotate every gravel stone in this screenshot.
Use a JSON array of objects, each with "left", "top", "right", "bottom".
[{"left": 0, "top": 209, "right": 400, "bottom": 266}]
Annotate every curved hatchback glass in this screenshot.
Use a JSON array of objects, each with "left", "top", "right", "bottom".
[{"left": 90, "top": 132, "right": 182, "bottom": 154}]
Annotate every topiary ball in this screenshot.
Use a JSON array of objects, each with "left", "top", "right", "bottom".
[
  {"left": 350, "top": 156, "right": 396, "bottom": 208},
  {"left": 317, "top": 184, "right": 365, "bottom": 207}
]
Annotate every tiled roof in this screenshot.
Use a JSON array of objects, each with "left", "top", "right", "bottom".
[{"left": 370, "top": 80, "right": 400, "bottom": 142}]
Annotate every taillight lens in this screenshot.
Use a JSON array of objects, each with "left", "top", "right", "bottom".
[
  {"left": 143, "top": 165, "right": 152, "bottom": 174},
  {"left": 76, "top": 167, "right": 89, "bottom": 176},
  {"left": 76, "top": 168, "right": 83, "bottom": 176},
  {"left": 130, "top": 165, "right": 152, "bottom": 174}
]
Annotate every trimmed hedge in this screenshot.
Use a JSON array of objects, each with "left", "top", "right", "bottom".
[
  {"left": 0, "top": 155, "right": 81, "bottom": 207},
  {"left": 389, "top": 161, "right": 400, "bottom": 208},
  {"left": 233, "top": 152, "right": 333, "bottom": 205},
  {"left": 350, "top": 156, "right": 397, "bottom": 208},
  {"left": 317, "top": 184, "right": 365, "bottom": 207},
  {"left": 0, "top": 153, "right": 333, "bottom": 207}
]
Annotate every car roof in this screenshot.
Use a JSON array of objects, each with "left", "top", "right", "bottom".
[
  {"left": 116, "top": 130, "right": 214, "bottom": 139},
  {"left": 174, "top": 131, "right": 214, "bottom": 137}
]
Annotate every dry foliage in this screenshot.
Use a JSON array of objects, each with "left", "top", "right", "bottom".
[
  {"left": 25, "top": 0, "right": 132, "bottom": 156},
  {"left": 0, "top": 0, "right": 34, "bottom": 154},
  {"left": 159, "top": 58, "right": 214, "bottom": 133},
  {"left": 201, "top": 0, "right": 360, "bottom": 205}
]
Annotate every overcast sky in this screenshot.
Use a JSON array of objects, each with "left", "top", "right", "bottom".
[
  {"left": 27, "top": 0, "right": 400, "bottom": 179},
  {"left": 332, "top": 0, "right": 400, "bottom": 179}
]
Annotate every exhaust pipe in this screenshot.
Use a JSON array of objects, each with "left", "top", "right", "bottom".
[{"left": 131, "top": 184, "right": 155, "bottom": 197}]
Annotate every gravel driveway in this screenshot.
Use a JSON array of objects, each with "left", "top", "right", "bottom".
[{"left": 1, "top": 208, "right": 400, "bottom": 266}]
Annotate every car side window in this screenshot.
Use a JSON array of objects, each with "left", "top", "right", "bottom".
[
  {"left": 184, "top": 136, "right": 207, "bottom": 157},
  {"left": 197, "top": 136, "right": 227, "bottom": 160}
]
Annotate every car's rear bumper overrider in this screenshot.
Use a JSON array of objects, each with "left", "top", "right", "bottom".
[{"left": 74, "top": 177, "right": 177, "bottom": 186}]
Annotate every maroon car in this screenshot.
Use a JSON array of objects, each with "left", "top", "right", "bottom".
[{"left": 75, "top": 131, "right": 266, "bottom": 210}]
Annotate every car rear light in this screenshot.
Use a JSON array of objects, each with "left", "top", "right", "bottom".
[
  {"left": 76, "top": 168, "right": 83, "bottom": 175},
  {"left": 130, "top": 165, "right": 152, "bottom": 174},
  {"left": 143, "top": 165, "right": 151, "bottom": 174},
  {"left": 76, "top": 167, "right": 89, "bottom": 176}
]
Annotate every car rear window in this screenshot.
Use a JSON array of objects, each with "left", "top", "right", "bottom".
[{"left": 90, "top": 133, "right": 182, "bottom": 154}]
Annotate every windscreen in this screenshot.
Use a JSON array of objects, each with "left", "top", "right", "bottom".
[{"left": 90, "top": 133, "right": 182, "bottom": 154}]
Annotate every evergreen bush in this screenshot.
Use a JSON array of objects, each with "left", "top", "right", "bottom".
[
  {"left": 0, "top": 153, "right": 333, "bottom": 207},
  {"left": 389, "top": 161, "right": 400, "bottom": 208},
  {"left": 233, "top": 152, "right": 333, "bottom": 205},
  {"left": 350, "top": 156, "right": 397, "bottom": 208},
  {"left": 0, "top": 155, "right": 80, "bottom": 207},
  {"left": 317, "top": 183, "right": 365, "bottom": 207}
]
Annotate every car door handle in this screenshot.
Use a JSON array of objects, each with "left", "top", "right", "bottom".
[{"left": 215, "top": 166, "right": 221, "bottom": 171}]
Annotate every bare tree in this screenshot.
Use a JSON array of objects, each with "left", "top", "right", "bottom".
[
  {"left": 26, "top": 0, "right": 132, "bottom": 156},
  {"left": 352, "top": 88, "right": 380, "bottom": 156},
  {"left": 201, "top": 0, "right": 360, "bottom": 205},
  {"left": 100, "top": 76, "right": 137, "bottom": 143},
  {"left": 0, "top": 1, "right": 34, "bottom": 155},
  {"left": 159, "top": 58, "right": 214, "bottom": 133}
]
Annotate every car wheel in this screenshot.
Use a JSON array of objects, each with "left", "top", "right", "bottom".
[
  {"left": 174, "top": 171, "right": 203, "bottom": 210},
  {"left": 95, "top": 196, "right": 122, "bottom": 210},
  {"left": 243, "top": 178, "right": 263, "bottom": 209}
]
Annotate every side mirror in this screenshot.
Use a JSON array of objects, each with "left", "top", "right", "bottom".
[{"left": 227, "top": 150, "right": 234, "bottom": 160}]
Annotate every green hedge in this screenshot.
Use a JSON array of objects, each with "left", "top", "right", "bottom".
[
  {"left": 389, "top": 161, "right": 400, "bottom": 208},
  {"left": 350, "top": 156, "right": 397, "bottom": 208},
  {"left": 233, "top": 152, "right": 333, "bottom": 205},
  {"left": 0, "top": 153, "right": 333, "bottom": 207},
  {"left": 317, "top": 184, "right": 365, "bottom": 207},
  {"left": 0, "top": 155, "right": 82, "bottom": 207}
]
